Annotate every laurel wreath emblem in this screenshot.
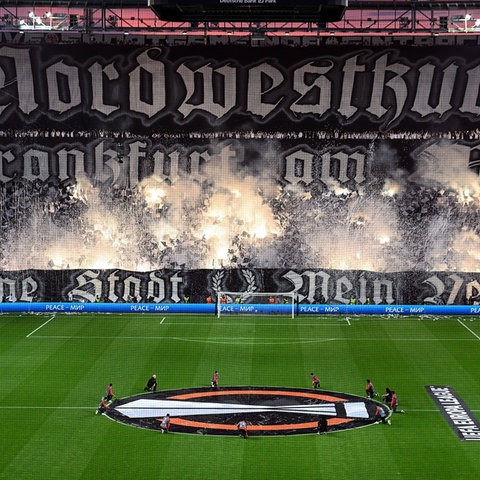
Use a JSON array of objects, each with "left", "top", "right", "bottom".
[
  {"left": 242, "top": 269, "right": 257, "bottom": 294},
  {"left": 210, "top": 269, "right": 257, "bottom": 299},
  {"left": 211, "top": 270, "right": 225, "bottom": 294}
]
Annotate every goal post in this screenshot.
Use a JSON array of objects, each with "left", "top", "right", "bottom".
[{"left": 217, "top": 292, "right": 296, "bottom": 318}]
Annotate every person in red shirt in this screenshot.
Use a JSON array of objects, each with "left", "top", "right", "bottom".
[
  {"left": 310, "top": 373, "right": 320, "bottom": 390},
  {"left": 211, "top": 370, "right": 219, "bottom": 388},
  {"left": 96, "top": 397, "right": 109, "bottom": 415},
  {"left": 390, "top": 391, "right": 405, "bottom": 413},
  {"left": 365, "top": 379, "right": 376, "bottom": 398},
  {"left": 106, "top": 383, "right": 116, "bottom": 403}
]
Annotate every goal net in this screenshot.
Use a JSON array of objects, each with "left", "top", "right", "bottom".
[{"left": 217, "top": 292, "right": 296, "bottom": 318}]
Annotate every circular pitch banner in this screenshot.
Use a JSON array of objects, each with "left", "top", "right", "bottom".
[{"left": 106, "top": 386, "right": 387, "bottom": 436}]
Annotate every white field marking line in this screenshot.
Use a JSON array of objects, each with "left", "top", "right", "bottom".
[
  {"left": 344, "top": 317, "right": 351, "bottom": 326},
  {"left": 0, "top": 406, "right": 94, "bottom": 410},
  {"left": 25, "top": 314, "right": 56, "bottom": 338},
  {"left": 157, "top": 338, "right": 338, "bottom": 345},
  {"left": 178, "top": 322, "right": 346, "bottom": 327},
  {"left": 25, "top": 321, "right": 346, "bottom": 328},
  {"left": 18, "top": 317, "right": 347, "bottom": 328},
  {"left": 457, "top": 318, "right": 480, "bottom": 341},
  {"left": 27, "top": 335, "right": 338, "bottom": 345},
  {"left": 31, "top": 332, "right": 480, "bottom": 342}
]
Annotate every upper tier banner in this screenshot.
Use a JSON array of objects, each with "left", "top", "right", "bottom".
[{"left": 1, "top": 44, "right": 480, "bottom": 132}]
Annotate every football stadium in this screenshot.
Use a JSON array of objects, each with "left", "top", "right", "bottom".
[{"left": 1, "top": 1, "right": 480, "bottom": 479}]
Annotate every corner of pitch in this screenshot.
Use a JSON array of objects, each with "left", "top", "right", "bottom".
[{"left": 105, "top": 386, "right": 391, "bottom": 436}]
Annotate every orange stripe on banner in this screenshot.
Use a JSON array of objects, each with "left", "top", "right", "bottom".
[
  {"left": 328, "top": 418, "right": 353, "bottom": 426},
  {"left": 169, "top": 389, "right": 346, "bottom": 402},
  {"left": 167, "top": 417, "right": 353, "bottom": 431}
]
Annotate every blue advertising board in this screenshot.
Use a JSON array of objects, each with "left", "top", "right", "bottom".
[{"left": 1, "top": 303, "right": 480, "bottom": 315}]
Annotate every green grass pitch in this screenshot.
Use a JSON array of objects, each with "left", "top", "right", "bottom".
[{"left": 1, "top": 312, "right": 480, "bottom": 479}]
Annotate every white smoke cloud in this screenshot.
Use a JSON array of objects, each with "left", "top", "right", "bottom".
[{"left": 2, "top": 137, "right": 480, "bottom": 273}]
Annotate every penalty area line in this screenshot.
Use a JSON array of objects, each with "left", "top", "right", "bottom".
[
  {"left": 457, "top": 318, "right": 480, "bottom": 341},
  {"left": 26, "top": 314, "right": 56, "bottom": 338}
]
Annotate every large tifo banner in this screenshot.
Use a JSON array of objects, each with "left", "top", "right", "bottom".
[
  {"left": 1, "top": 44, "right": 480, "bottom": 305},
  {"left": 1, "top": 268, "right": 480, "bottom": 306}
]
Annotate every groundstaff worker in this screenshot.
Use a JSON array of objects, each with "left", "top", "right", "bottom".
[
  {"left": 106, "top": 383, "right": 116, "bottom": 403},
  {"left": 160, "top": 414, "right": 171, "bottom": 433},
  {"left": 144, "top": 374, "right": 157, "bottom": 392},
  {"left": 211, "top": 370, "right": 219, "bottom": 388},
  {"left": 236, "top": 419, "right": 248, "bottom": 438},
  {"left": 96, "top": 397, "right": 109, "bottom": 415}
]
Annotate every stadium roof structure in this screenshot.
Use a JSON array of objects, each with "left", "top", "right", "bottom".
[
  {"left": 148, "top": 0, "right": 348, "bottom": 23},
  {"left": 1, "top": 0, "right": 480, "bottom": 38}
]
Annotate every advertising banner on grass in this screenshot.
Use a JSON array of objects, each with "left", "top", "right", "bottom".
[{"left": 426, "top": 386, "right": 480, "bottom": 441}]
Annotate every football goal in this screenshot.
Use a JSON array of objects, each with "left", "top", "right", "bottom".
[{"left": 216, "top": 291, "right": 296, "bottom": 318}]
